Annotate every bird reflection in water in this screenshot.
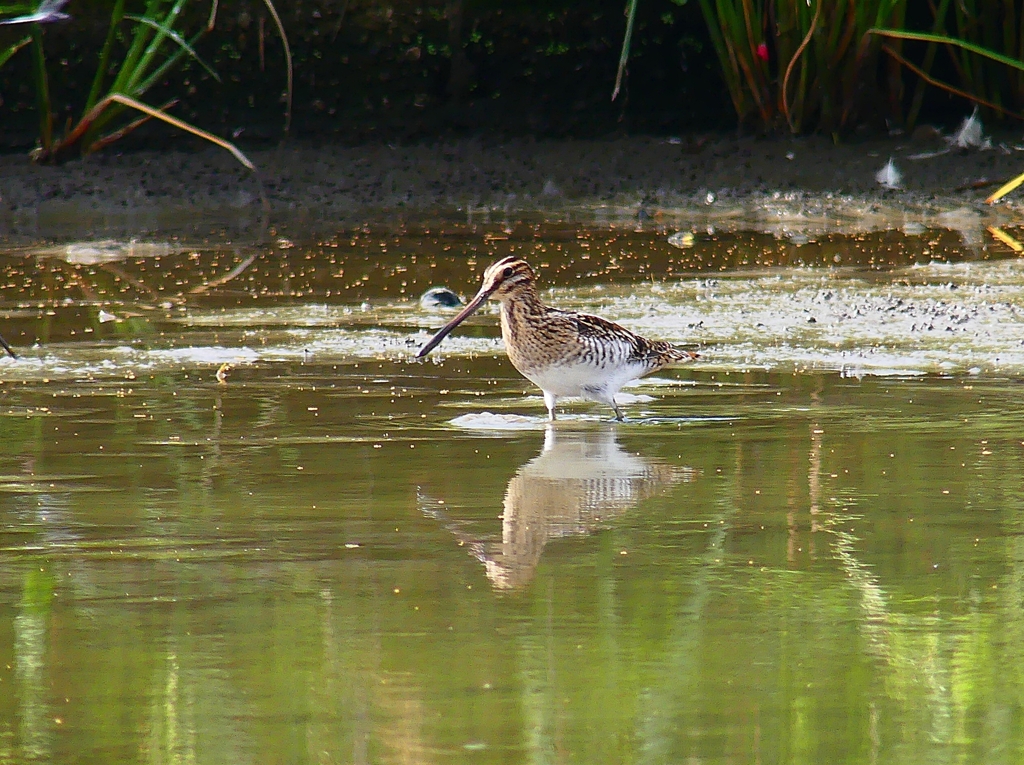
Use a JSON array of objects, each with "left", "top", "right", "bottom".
[{"left": 421, "top": 426, "right": 691, "bottom": 589}]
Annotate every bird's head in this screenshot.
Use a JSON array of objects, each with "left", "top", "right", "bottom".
[
  {"left": 416, "top": 257, "right": 537, "bottom": 358},
  {"left": 475, "top": 256, "right": 535, "bottom": 300}
]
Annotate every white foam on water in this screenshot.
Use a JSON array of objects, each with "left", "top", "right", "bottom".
[
  {"left": 147, "top": 346, "right": 261, "bottom": 364},
  {"left": 615, "top": 392, "right": 655, "bottom": 404},
  {"left": 0, "top": 344, "right": 261, "bottom": 383},
  {"left": 9, "top": 258, "right": 1024, "bottom": 384},
  {"left": 555, "top": 259, "right": 1024, "bottom": 377},
  {"left": 448, "top": 412, "right": 548, "bottom": 430}
]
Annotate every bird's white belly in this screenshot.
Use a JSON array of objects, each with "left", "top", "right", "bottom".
[{"left": 522, "top": 359, "right": 648, "bottom": 400}]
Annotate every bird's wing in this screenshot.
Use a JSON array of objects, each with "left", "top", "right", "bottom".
[
  {"left": 570, "top": 312, "right": 648, "bottom": 359},
  {"left": 570, "top": 311, "right": 696, "bottom": 365}
]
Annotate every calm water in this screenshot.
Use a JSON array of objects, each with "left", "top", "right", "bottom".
[{"left": 2, "top": 218, "right": 1024, "bottom": 763}]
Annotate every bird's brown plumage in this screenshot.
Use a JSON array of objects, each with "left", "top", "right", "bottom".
[{"left": 417, "top": 256, "right": 696, "bottom": 420}]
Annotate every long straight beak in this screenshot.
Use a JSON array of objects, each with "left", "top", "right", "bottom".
[{"left": 416, "top": 285, "right": 495, "bottom": 358}]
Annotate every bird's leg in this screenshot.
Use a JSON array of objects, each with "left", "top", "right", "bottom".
[
  {"left": 543, "top": 390, "right": 558, "bottom": 421},
  {"left": 612, "top": 402, "right": 624, "bottom": 422},
  {"left": 0, "top": 333, "right": 15, "bottom": 359}
]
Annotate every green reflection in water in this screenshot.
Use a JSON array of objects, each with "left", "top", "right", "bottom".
[
  {"left": 2, "top": 222, "right": 1024, "bottom": 762},
  {"left": 0, "top": 362, "right": 1022, "bottom": 763}
]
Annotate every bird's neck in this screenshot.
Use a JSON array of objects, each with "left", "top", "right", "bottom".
[
  {"left": 498, "top": 283, "right": 547, "bottom": 337},
  {"left": 499, "top": 283, "right": 545, "bottom": 317}
]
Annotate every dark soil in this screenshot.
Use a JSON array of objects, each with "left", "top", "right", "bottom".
[{"left": 2, "top": 131, "right": 1023, "bottom": 241}]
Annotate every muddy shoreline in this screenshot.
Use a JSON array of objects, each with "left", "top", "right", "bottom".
[{"left": 2, "top": 133, "right": 1024, "bottom": 241}]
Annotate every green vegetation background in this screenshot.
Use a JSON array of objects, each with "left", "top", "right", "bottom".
[{"left": 0, "top": 0, "right": 729, "bottom": 149}]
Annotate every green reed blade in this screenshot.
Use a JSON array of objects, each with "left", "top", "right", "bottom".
[
  {"left": 84, "top": 0, "right": 125, "bottom": 114},
  {"left": 259, "top": 0, "right": 291, "bottom": 133},
  {"left": 612, "top": 0, "right": 638, "bottom": 101},
  {"left": 782, "top": 0, "right": 821, "bottom": 132},
  {"left": 738, "top": 0, "right": 758, "bottom": 61},
  {"left": 740, "top": 0, "right": 772, "bottom": 120},
  {"left": 952, "top": 3, "right": 980, "bottom": 96},
  {"left": 89, "top": 0, "right": 168, "bottom": 145},
  {"left": 880, "top": 42, "right": 1021, "bottom": 118},
  {"left": 939, "top": 4, "right": 970, "bottom": 88},
  {"left": 0, "top": 4, "right": 36, "bottom": 17},
  {"left": 109, "top": 0, "right": 162, "bottom": 95},
  {"left": 131, "top": 27, "right": 205, "bottom": 95},
  {"left": 1011, "top": 0, "right": 1019, "bottom": 97},
  {"left": 870, "top": 27, "right": 1024, "bottom": 74},
  {"left": 1016, "top": 0, "right": 1024, "bottom": 100},
  {"left": 697, "top": 0, "right": 745, "bottom": 118},
  {"left": 101, "top": 0, "right": 186, "bottom": 139},
  {"left": 29, "top": 24, "right": 50, "bottom": 149},
  {"left": 123, "top": 13, "right": 218, "bottom": 81},
  {"left": 123, "top": 0, "right": 189, "bottom": 95},
  {"left": 905, "top": 0, "right": 952, "bottom": 129},
  {"left": 0, "top": 33, "right": 30, "bottom": 68}
]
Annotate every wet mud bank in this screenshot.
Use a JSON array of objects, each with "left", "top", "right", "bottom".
[{"left": 3, "top": 133, "right": 1024, "bottom": 241}]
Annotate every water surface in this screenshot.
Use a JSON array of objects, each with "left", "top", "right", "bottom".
[{"left": 2, "top": 219, "right": 1024, "bottom": 763}]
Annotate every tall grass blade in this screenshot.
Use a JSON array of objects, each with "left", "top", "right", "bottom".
[
  {"left": 109, "top": 0, "right": 162, "bottom": 95},
  {"left": 906, "top": 0, "right": 953, "bottom": 129},
  {"left": 880, "top": 43, "right": 1022, "bottom": 118},
  {"left": 259, "top": 0, "right": 292, "bottom": 134},
  {"left": 131, "top": 27, "right": 205, "bottom": 95},
  {"left": 696, "top": 0, "right": 745, "bottom": 118},
  {"left": 87, "top": 97, "right": 177, "bottom": 152},
  {"left": 95, "top": 93, "right": 256, "bottom": 170},
  {"left": 123, "top": 12, "right": 219, "bottom": 81},
  {"left": 612, "top": 0, "right": 638, "bottom": 101},
  {"left": 106, "top": 94, "right": 254, "bottom": 170},
  {"left": 870, "top": 27, "right": 1024, "bottom": 74},
  {"left": 123, "top": 0, "right": 189, "bottom": 95},
  {"left": 782, "top": 0, "right": 821, "bottom": 133},
  {"left": 29, "top": 25, "right": 51, "bottom": 149},
  {"left": 0, "top": 34, "right": 30, "bottom": 68},
  {"left": 35, "top": 93, "right": 251, "bottom": 171},
  {"left": 91, "top": 0, "right": 195, "bottom": 147},
  {"left": 27, "top": 0, "right": 290, "bottom": 163},
  {"left": 84, "top": 0, "right": 124, "bottom": 113}
]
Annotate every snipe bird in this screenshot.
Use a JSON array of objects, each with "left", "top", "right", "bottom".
[{"left": 416, "top": 256, "right": 696, "bottom": 420}]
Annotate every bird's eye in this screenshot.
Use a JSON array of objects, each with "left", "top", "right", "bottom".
[{"left": 503, "top": 266, "right": 514, "bottom": 278}]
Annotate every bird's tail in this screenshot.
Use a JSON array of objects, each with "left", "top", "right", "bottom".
[{"left": 669, "top": 344, "right": 700, "bottom": 362}]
